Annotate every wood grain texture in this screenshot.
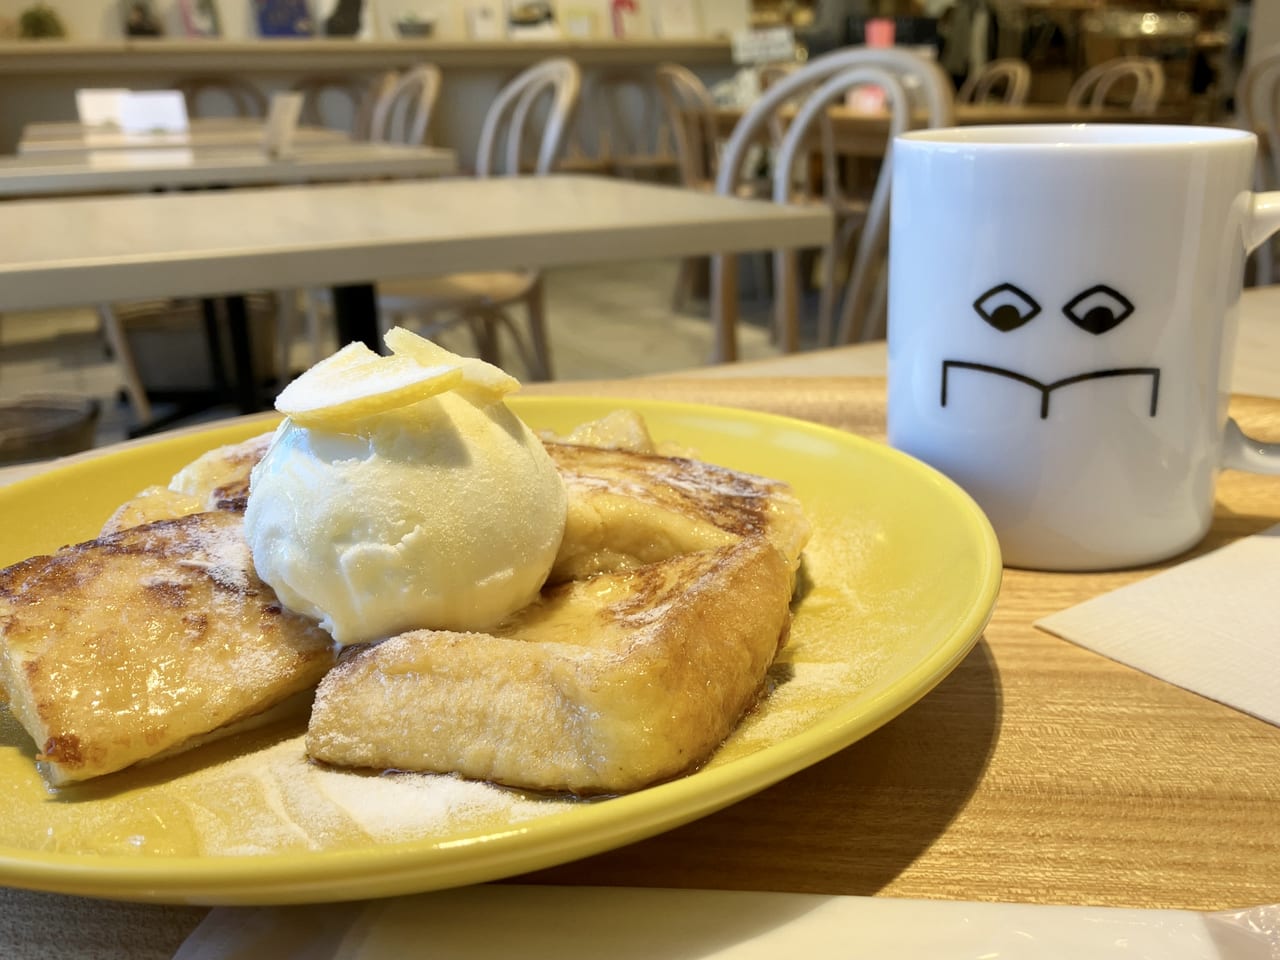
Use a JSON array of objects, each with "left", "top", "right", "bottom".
[{"left": 522, "top": 377, "right": 1280, "bottom": 910}]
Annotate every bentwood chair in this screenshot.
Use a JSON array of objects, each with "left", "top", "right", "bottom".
[
  {"left": 1237, "top": 47, "right": 1280, "bottom": 284},
  {"left": 1066, "top": 56, "right": 1165, "bottom": 114},
  {"left": 710, "top": 48, "right": 954, "bottom": 361},
  {"left": 654, "top": 63, "right": 721, "bottom": 192},
  {"left": 291, "top": 75, "right": 364, "bottom": 132},
  {"left": 176, "top": 76, "right": 267, "bottom": 117},
  {"left": 375, "top": 58, "right": 582, "bottom": 380},
  {"left": 653, "top": 63, "right": 726, "bottom": 313},
  {"left": 97, "top": 295, "right": 281, "bottom": 428},
  {"left": 957, "top": 58, "right": 1032, "bottom": 105},
  {"left": 369, "top": 64, "right": 443, "bottom": 145},
  {"left": 289, "top": 68, "right": 442, "bottom": 369},
  {"left": 292, "top": 73, "right": 395, "bottom": 140},
  {"left": 562, "top": 71, "right": 677, "bottom": 179},
  {"left": 654, "top": 63, "right": 783, "bottom": 313}
]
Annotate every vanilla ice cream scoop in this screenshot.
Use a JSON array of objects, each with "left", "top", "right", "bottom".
[{"left": 244, "top": 332, "right": 566, "bottom": 646}]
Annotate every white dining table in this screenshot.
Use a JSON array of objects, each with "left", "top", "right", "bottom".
[
  {"left": 0, "top": 143, "right": 458, "bottom": 196},
  {"left": 0, "top": 174, "right": 831, "bottom": 343},
  {"left": 18, "top": 118, "right": 352, "bottom": 156},
  {"left": 0, "top": 174, "right": 830, "bottom": 426}
]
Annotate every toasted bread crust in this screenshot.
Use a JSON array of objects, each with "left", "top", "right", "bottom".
[
  {"left": 546, "top": 441, "right": 810, "bottom": 582},
  {"left": 170, "top": 431, "right": 275, "bottom": 512},
  {"left": 0, "top": 511, "right": 336, "bottom": 785},
  {"left": 306, "top": 537, "right": 792, "bottom": 794},
  {"left": 102, "top": 432, "right": 275, "bottom": 535}
]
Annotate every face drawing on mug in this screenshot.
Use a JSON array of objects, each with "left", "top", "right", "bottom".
[{"left": 940, "top": 282, "right": 1160, "bottom": 419}]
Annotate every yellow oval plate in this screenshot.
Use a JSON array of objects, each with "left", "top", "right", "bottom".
[{"left": 0, "top": 397, "right": 1000, "bottom": 905}]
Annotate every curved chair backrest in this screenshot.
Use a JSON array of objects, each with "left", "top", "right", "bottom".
[
  {"left": 476, "top": 58, "right": 582, "bottom": 177},
  {"left": 352, "top": 71, "right": 399, "bottom": 141},
  {"left": 957, "top": 58, "right": 1032, "bottom": 105},
  {"left": 568, "top": 71, "right": 672, "bottom": 168},
  {"left": 1066, "top": 56, "right": 1164, "bottom": 113},
  {"left": 1237, "top": 46, "right": 1280, "bottom": 190},
  {"left": 709, "top": 48, "right": 954, "bottom": 358},
  {"left": 654, "top": 62, "right": 721, "bottom": 188},
  {"left": 291, "top": 74, "right": 366, "bottom": 132},
  {"left": 369, "top": 64, "right": 442, "bottom": 145},
  {"left": 715, "top": 46, "right": 954, "bottom": 197},
  {"left": 176, "top": 76, "right": 267, "bottom": 118},
  {"left": 756, "top": 60, "right": 830, "bottom": 157}
]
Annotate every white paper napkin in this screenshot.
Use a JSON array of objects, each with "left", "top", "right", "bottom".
[
  {"left": 172, "top": 886, "right": 1279, "bottom": 960},
  {"left": 1036, "top": 523, "right": 1280, "bottom": 727}
]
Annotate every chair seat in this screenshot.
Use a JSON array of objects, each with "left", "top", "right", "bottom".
[
  {"left": 611, "top": 153, "right": 680, "bottom": 171},
  {"left": 557, "top": 155, "right": 613, "bottom": 174},
  {"left": 378, "top": 270, "right": 537, "bottom": 310},
  {"left": 687, "top": 177, "right": 771, "bottom": 200}
]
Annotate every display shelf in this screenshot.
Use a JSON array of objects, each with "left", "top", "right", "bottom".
[{"left": 0, "top": 38, "right": 734, "bottom": 74}]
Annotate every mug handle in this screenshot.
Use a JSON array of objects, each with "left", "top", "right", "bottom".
[
  {"left": 1224, "top": 191, "right": 1280, "bottom": 473},
  {"left": 1247, "top": 190, "right": 1280, "bottom": 253},
  {"left": 1223, "top": 419, "right": 1280, "bottom": 474}
]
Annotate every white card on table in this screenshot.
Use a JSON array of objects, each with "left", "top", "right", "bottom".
[
  {"left": 117, "top": 90, "right": 190, "bottom": 134},
  {"left": 75, "top": 88, "right": 130, "bottom": 128},
  {"left": 263, "top": 91, "right": 305, "bottom": 159}
]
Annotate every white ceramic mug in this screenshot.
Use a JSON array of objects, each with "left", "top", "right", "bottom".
[{"left": 887, "top": 124, "right": 1280, "bottom": 571}]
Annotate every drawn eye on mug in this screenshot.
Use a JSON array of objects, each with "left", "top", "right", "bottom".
[
  {"left": 1062, "top": 284, "right": 1135, "bottom": 335},
  {"left": 972, "top": 283, "right": 1041, "bottom": 332},
  {"left": 972, "top": 282, "right": 1135, "bottom": 336}
]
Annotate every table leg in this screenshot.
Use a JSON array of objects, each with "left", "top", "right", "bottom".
[
  {"left": 223, "top": 294, "right": 261, "bottom": 415},
  {"left": 331, "top": 283, "right": 380, "bottom": 352},
  {"left": 200, "top": 298, "right": 232, "bottom": 400}
]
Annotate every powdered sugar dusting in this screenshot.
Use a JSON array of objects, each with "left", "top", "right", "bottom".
[
  {"left": 169, "top": 733, "right": 568, "bottom": 856},
  {"left": 172, "top": 516, "right": 253, "bottom": 593}
]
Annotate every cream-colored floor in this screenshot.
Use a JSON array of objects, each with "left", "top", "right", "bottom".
[{"left": 0, "top": 259, "right": 782, "bottom": 450}]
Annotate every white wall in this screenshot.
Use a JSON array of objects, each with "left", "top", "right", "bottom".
[
  {"left": 0, "top": 0, "right": 745, "bottom": 160},
  {"left": 0, "top": 0, "right": 748, "bottom": 41}
]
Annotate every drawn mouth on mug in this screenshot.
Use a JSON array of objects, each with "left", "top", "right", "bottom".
[
  {"left": 940, "top": 361, "right": 1161, "bottom": 419},
  {"left": 940, "top": 281, "right": 1161, "bottom": 419}
]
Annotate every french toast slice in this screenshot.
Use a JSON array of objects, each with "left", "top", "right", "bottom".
[
  {"left": 306, "top": 536, "right": 792, "bottom": 795},
  {"left": 0, "top": 511, "right": 336, "bottom": 786},
  {"left": 101, "top": 426, "right": 813, "bottom": 596},
  {"left": 169, "top": 430, "right": 274, "bottom": 512},
  {"left": 101, "top": 431, "right": 274, "bottom": 534},
  {"left": 545, "top": 441, "right": 810, "bottom": 583}
]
